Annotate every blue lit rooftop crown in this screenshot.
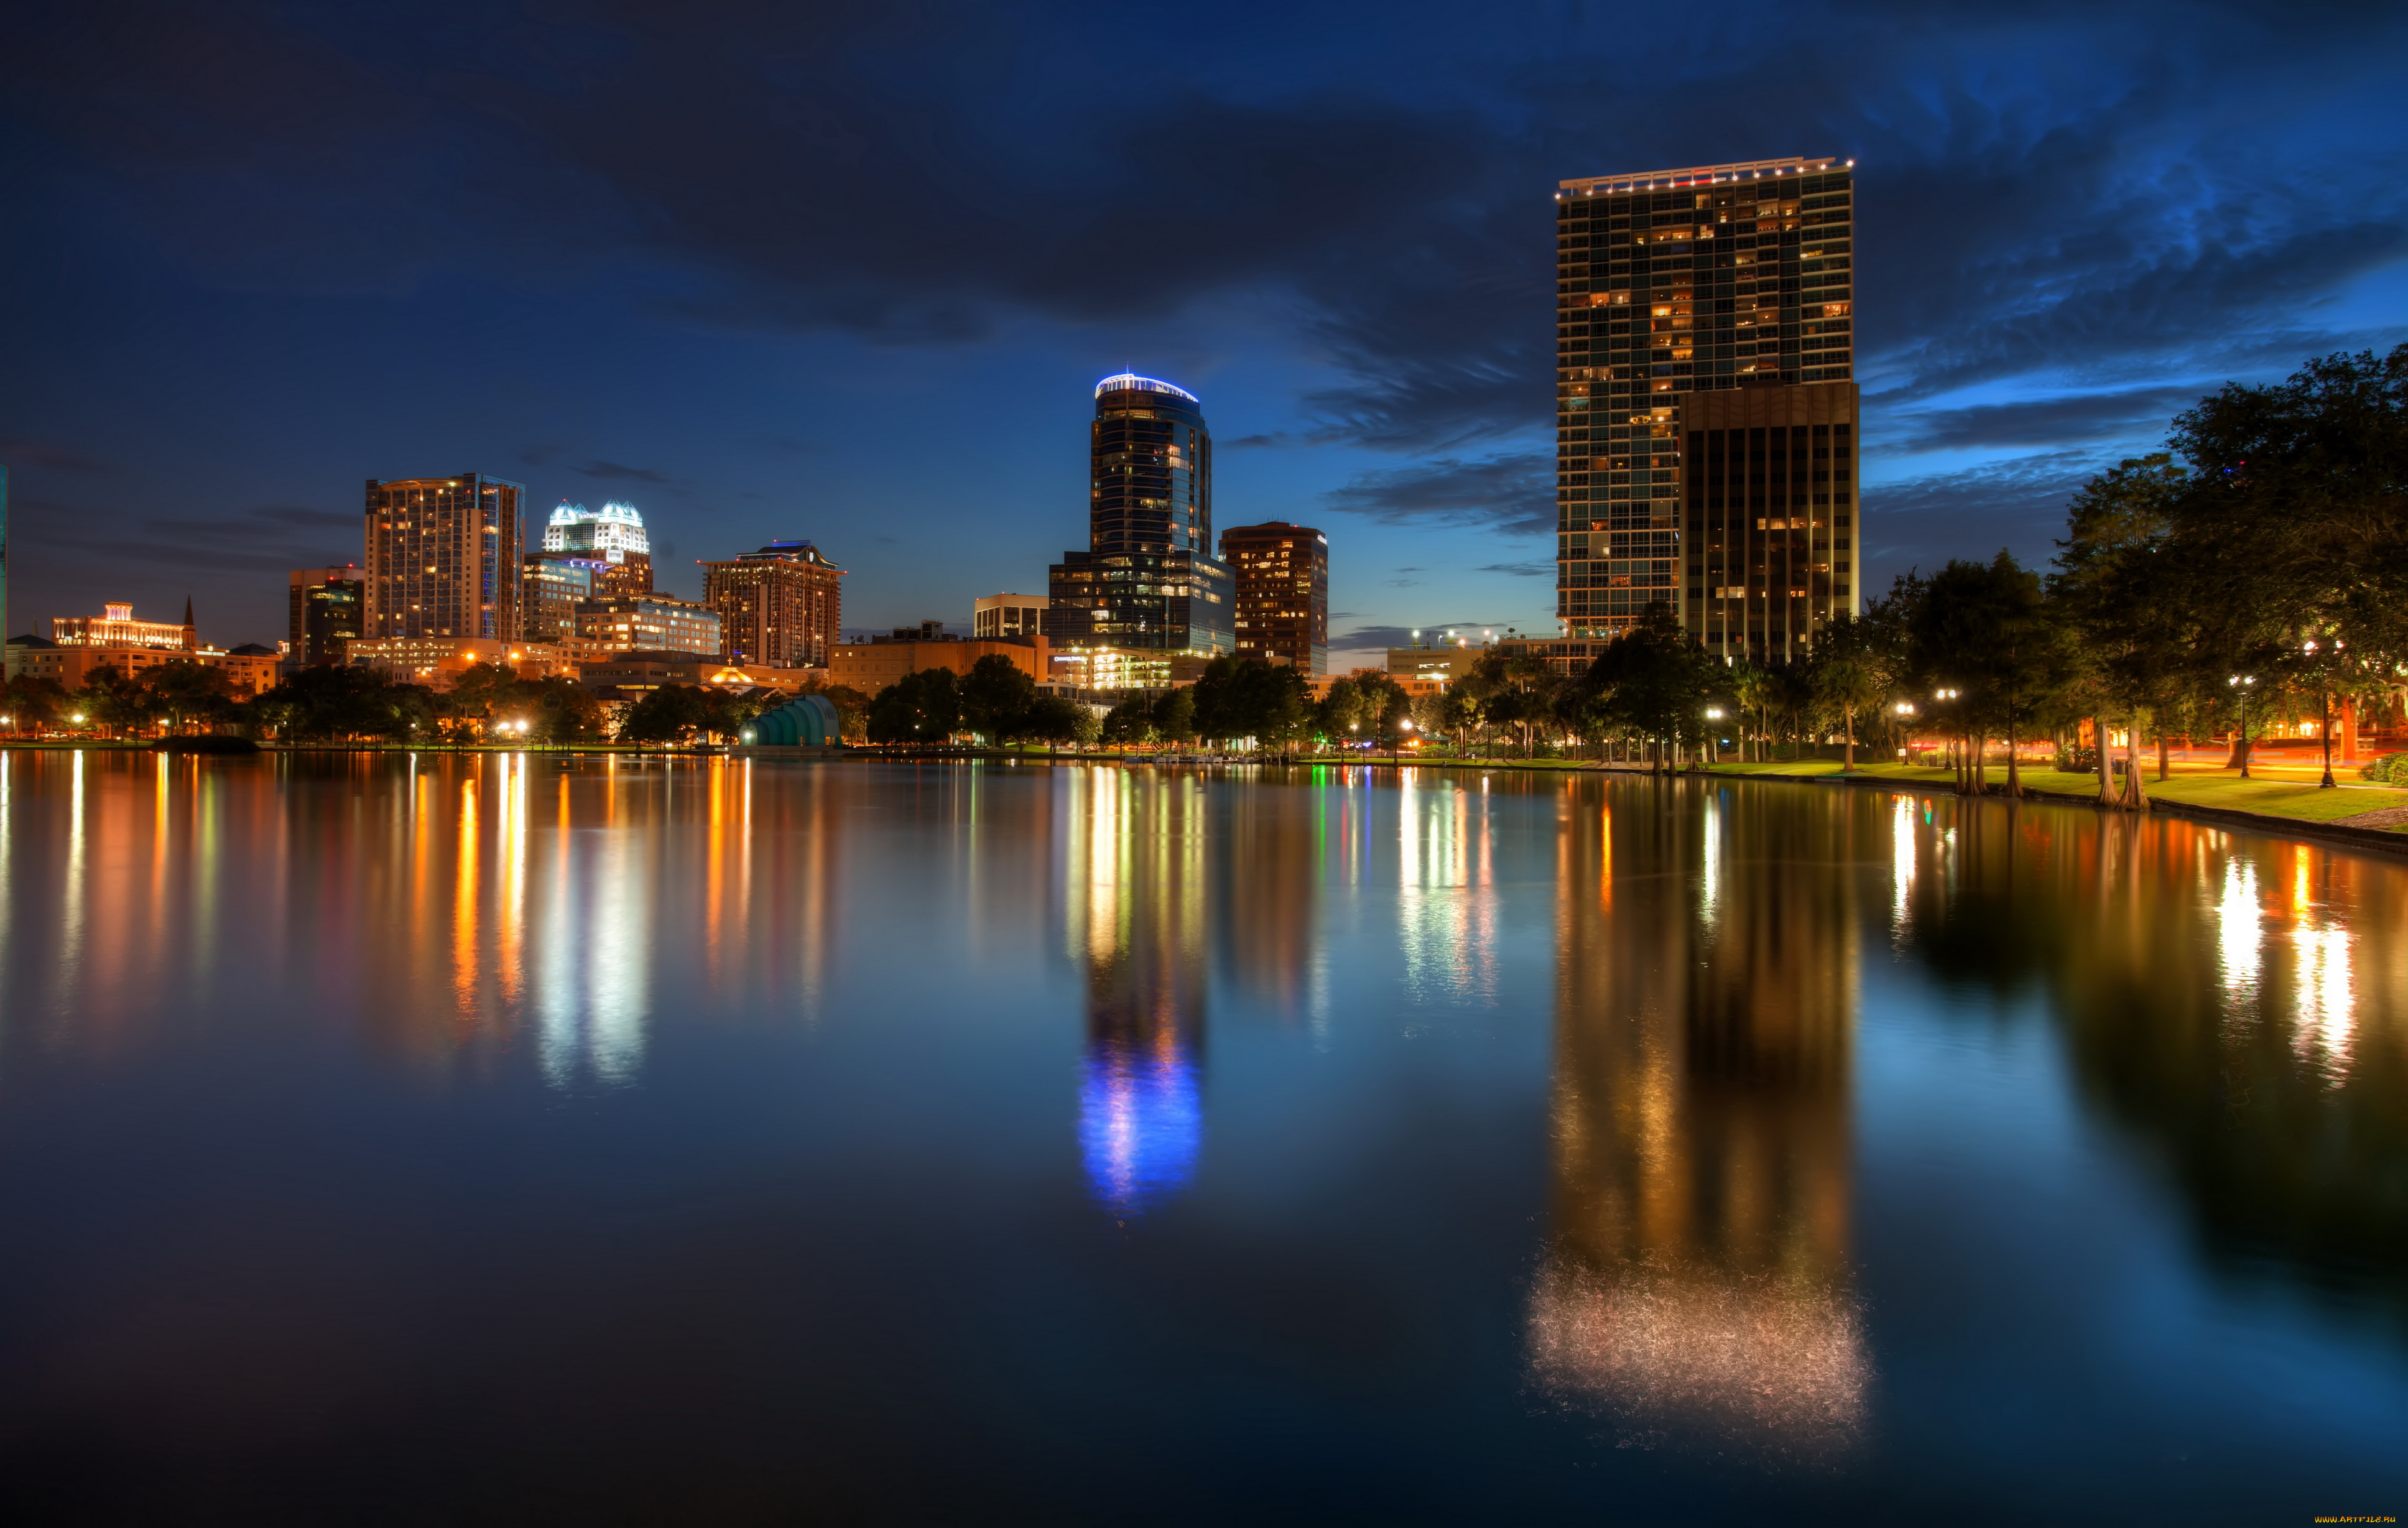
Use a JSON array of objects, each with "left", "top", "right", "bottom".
[{"left": 1094, "top": 373, "right": 1199, "bottom": 404}]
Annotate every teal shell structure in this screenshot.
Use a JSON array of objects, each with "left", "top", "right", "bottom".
[{"left": 745, "top": 693, "right": 842, "bottom": 746}]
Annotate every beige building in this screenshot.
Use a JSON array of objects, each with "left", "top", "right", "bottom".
[
  {"left": 973, "top": 593, "right": 1049, "bottom": 641},
  {"left": 345, "top": 636, "right": 574, "bottom": 690},
  {"left": 39, "top": 601, "right": 279, "bottom": 696},
  {"left": 363, "top": 473, "right": 524, "bottom": 642},
  {"left": 830, "top": 632, "right": 1049, "bottom": 695},
  {"left": 578, "top": 650, "right": 824, "bottom": 698}
]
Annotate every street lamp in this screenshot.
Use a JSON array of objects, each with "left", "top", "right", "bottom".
[
  {"left": 2229, "top": 674, "right": 2256, "bottom": 778},
  {"left": 1705, "top": 706, "right": 1723, "bottom": 766},
  {"left": 1395, "top": 716, "right": 1412, "bottom": 764}
]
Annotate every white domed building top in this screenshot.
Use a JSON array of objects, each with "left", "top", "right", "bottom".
[{"left": 543, "top": 500, "right": 651, "bottom": 562}]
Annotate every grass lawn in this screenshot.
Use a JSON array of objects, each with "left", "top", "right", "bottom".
[{"left": 1699, "top": 757, "right": 2408, "bottom": 831}]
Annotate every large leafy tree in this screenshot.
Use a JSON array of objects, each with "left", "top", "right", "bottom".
[{"left": 864, "top": 667, "right": 961, "bottom": 743}]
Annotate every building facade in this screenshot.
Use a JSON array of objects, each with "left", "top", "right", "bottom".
[
  {"left": 344, "top": 636, "right": 573, "bottom": 690},
  {"left": 288, "top": 567, "right": 365, "bottom": 666},
  {"left": 973, "top": 593, "right": 1049, "bottom": 641},
  {"left": 53, "top": 600, "right": 192, "bottom": 651},
  {"left": 1220, "top": 521, "right": 1328, "bottom": 677},
  {"left": 519, "top": 554, "right": 601, "bottom": 644},
  {"left": 1554, "top": 155, "right": 1859, "bottom": 662},
  {"left": 701, "top": 540, "right": 844, "bottom": 669},
  {"left": 828, "top": 632, "right": 1050, "bottom": 695},
  {"left": 1047, "top": 374, "right": 1231, "bottom": 656},
  {"left": 578, "top": 651, "right": 823, "bottom": 698},
  {"left": 42, "top": 601, "right": 277, "bottom": 695},
  {"left": 573, "top": 593, "right": 723, "bottom": 657},
  {"left": 363, "top": 474, "right": 524, "bottom": 641}
]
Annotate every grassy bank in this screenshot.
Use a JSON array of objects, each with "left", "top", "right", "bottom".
[{"left": 1697, "top": 757, "right": 2408, "bottom": 832}]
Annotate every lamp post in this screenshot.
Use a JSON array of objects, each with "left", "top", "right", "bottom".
[
  {"left": 1395, "top": 716, "right": 1412, "bottom": 765},
  {"left": 1705, "top": 706, "right": 1723, "bottom": 766},
  {"left": 2228, "top": 674, "right": 2256, "bottom": 778}
]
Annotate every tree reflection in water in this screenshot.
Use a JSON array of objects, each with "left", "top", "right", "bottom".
[
  {"left": 1889, "top": 794, "right": 2408, "bottom": 1324},
  {"left": 1530, "top": 778, "right": 1869, "bottom": 1459}
]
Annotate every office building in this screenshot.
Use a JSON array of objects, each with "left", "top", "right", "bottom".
[
  {"left": 520, "top": 554, "right": 604, "bottom": 644},
  {"left": 1047, "top": 374, "right": 1231, "bottom": 657},
  {"left": 1220, "top": 521, "right": 1328, "bottom": 677},
  {"left": 701, "top": 540, "right": 844, "bottom": 669},
  {"left": 973, "top": 593, "right": 1049, "bottom": 641},
  {"left": 363, "top": 474, "right": 524, "bottom": 641},
  {"left": 288, "top": 567, "right": 365, "bottom": 666},
  {"left": 1553, "top": 155, "right": 1859, "bottom": 662},
  {"left": 573, "top": 593, "right": 723, "bottom": 657}
]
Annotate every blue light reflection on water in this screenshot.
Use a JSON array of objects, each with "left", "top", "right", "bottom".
[{"left": 1078, "top": 1032, "right": 1202, "bottom": 1216}]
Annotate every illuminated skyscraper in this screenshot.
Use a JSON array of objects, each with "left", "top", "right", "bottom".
[
  {"left": 1048, "top": 374, "right": 1232, "bottom": 657},
  {"left": 1220, "top": 521, "right": 1329, "bottom": 677},
  {"left": 1554, "top": 155, "right": 1859, "bottom": 662},
  {"left": 543, "top": 501, "right": 652, "bottom": 594},
  {"left": 363, "top": 474, "right": 524, "bottom": 641},
  {"left": 700, "top": 540, "right": 843, "bottom": 668}
]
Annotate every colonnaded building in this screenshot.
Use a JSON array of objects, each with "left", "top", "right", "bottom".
[{"left": 1543, "top": 154, "right": 1859, "bottom": 668}]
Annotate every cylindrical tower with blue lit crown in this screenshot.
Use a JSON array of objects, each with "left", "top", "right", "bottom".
[{"left": 1048, "top": 374, "right": 1232, "bottom": 664}]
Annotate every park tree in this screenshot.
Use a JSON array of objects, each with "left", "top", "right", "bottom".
[
  {"left": 958, "top": 655, "right": 1038, "bottom": 741},
  {"left": 865, "top": 667, "right": 961, "bottom": 744}
]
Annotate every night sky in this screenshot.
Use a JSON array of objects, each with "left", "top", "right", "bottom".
[{"left": 4, "top": 1, "right": 2402, "bottom": 666}]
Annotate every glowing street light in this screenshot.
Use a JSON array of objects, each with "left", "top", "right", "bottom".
[{"left": 2229, "top": 674, "right": 2257, "bottom": 778}]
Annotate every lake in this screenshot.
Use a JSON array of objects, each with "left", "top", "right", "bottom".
[{"left": 0, "top": 751, "right": 2400, "bottom": 1522}]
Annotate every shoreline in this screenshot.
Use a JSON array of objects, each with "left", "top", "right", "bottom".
[{"left": 16, "top": 742, "right": 2405, "bottom": 858}]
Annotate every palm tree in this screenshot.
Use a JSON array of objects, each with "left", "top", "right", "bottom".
[{"left": 1814, "top": 653, "right": 1883, "bottom": 772}]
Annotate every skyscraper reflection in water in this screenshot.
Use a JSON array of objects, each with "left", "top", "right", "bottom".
[
  {"left": 1065, "top": 767, "right": 1206, "bottom": 1216},
  {"left": 1529, "top": 779, "right": 1867, "bottom": 1455}
]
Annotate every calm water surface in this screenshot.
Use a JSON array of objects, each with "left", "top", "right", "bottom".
[{"left": 0, "top": 752, "right": 2401, "bottom": 1522}]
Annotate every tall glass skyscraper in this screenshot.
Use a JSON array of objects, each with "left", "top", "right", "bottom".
[
  {"left": 1554, "top": 155, "right": 1859, "bottom": 663},
  {"left": 1048, "top": 374, "right": 1231, "bottom": 657}
]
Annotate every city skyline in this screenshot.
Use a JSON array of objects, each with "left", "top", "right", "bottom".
[{"left": 1, "top": 4, "right": 2401, "bottom": 670}]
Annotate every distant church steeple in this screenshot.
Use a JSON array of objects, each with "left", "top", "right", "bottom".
[{"left": 182, "top": 596, "right": 197, "bottom": 652}]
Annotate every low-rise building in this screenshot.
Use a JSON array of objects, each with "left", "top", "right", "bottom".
[
  {"left": 1385, "top": 644, "right": 1486, "bottom": 687},
  {"left": 39, "top": 601, "right": 282, "bottom": 695},
  {"left": 345, "top": 636, "right": 575, "bottom": 690},
  {"left": 578, "top": 649, "right": 825, "bottom": 698},
  {"left": 573, "top": 593, "right": 723, "bottom": 658},
  {"left": 829, "top": 629, "right": 1050, "bottom": 694},
  {"left": 973, "top": 593, "right": 1049, "bottom": 641}
]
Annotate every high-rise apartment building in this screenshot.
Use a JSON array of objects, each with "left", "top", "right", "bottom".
[
  {"left": 1219, "top": 521, "right": 1328, "bottom": 677},
  {"left": 288, "top": 566, "right": 365, "bottom": 665},
  {"left": 363, "top": 474, "right": 524, "bottom": 641},
  {"left": 1047, "top": 374, "right": 1231, "bottom": 656},
  {"left": 700, "top": 540, "right": 843, "bottom": 669},
  {"left": 1553, "top": 155, "right": 1858, "bottom": 663}
]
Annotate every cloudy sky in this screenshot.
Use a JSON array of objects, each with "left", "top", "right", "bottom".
[{"left": 3, "top": 0, "right": 2402, "bottom": 664}]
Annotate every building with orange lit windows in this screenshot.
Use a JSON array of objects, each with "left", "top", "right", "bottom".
[
  {"left": 1219, "top": 522, "right": 1328, "bottom": 677},
  {"left": 700, "top": 540, "right": 843, "bottom": 669},
  {"left": 364, "top": 474, "right": 524, "bottom": 642},
  {"left": 1554, "top": 155, "right": 1859, "bottom": 664}
]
